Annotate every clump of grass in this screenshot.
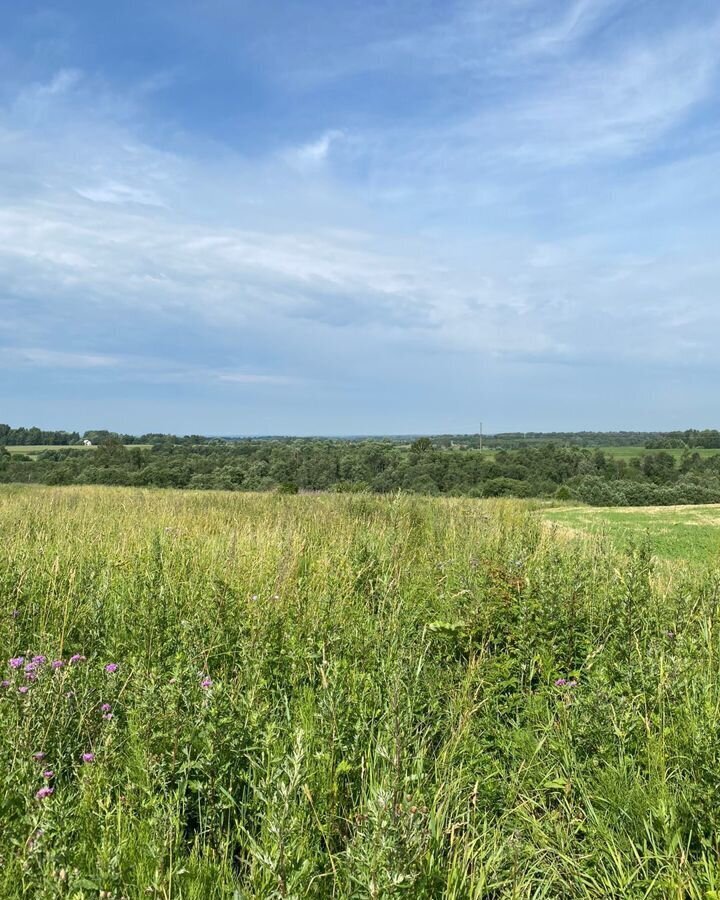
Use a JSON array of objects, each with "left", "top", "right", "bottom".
[{"left": 0, "top": 484, "right": 719, "bottom": 896}]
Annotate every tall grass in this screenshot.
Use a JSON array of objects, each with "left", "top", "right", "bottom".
[{"left": 0, "top": 484, "right": 719, "bottom": 898}]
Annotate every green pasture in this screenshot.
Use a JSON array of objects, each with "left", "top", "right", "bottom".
[
  {"left": 543, "top": 502, "right": 720, "bottom": 563},
  {"left": 5, "top": 444, "right": 150, "bottom": 457},
  {"left": 597, "top": 445, "right": 720, "bottom": 461},
  {"left": 480, "top": 445, "right": 720, "bottom": 461}
]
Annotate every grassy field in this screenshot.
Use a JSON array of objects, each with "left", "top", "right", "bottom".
[
  {"left": 597, "top": 446, "right": 720, "bottom": 462},
  {"left": 6, "top": 445, "right": 96, "bottom": 455},
  {"left": 2, "top": 485, "right": 720, "bottom": 897},
  {"left": 6, "top": 444, "right": 151, "bottom": 457},
  {"left": 475, "top": 445, "right": 720, "bottom": 462},
  {"left": 543, "top": 503, "right": 720, "bottom": 564}
]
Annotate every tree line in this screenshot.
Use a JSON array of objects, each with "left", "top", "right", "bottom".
[
  {"left": 3, "top": 434, "right": 720, "bottom": 505},
  {"left": 5, "top": 422, "right": 720, "bottom": 449},
  {"left": 0, "top": 424, "right": 210, "bottom": 446}
]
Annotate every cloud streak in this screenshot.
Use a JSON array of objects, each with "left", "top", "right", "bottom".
[{"left": 2, "top": 348, "right": 119, "bottom": 369}]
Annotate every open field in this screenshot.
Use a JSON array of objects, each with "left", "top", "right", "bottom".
[
  {"left": 543, "top": 502, "right": 720, "bottom": 563},
  {"left": 6, "top": 444, "right": 151, "bottom": 457},
  {"left": 5, "top": 445, "right": 97, "bottom": 455},
  {"left": 471, "top": 445, "right": 720, "bottom": 462},
  {"left": 2, "top": 484, "right": 720, "bottom": 896},
  {"left": 480, "top": 445, "right": 720, "bottom": 461},
  {"left": 597, "top": 446, "right": 720, "bottom": 461}
]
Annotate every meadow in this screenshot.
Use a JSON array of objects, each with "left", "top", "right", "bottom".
[
  {"left": 543, "top": 503, "right": 720, "bottom": 564},
  {"left": 597, "top": 447, "right": 720, "bottom": 462},
  {"left": 5, "top": 445, "right": 150, "bottom": 458},
  {"left": 2, "top": 485, "right": 720, "bottom": 897}
]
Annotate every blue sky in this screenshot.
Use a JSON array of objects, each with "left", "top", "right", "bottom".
[{"left": 2, "top": 0, "right": 720, "bottom": 435}]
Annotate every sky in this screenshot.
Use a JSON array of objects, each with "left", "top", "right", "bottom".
[{"left": 2, "top": 0, "right": 720, "bottom": 435}]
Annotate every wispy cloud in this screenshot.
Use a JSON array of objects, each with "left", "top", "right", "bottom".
[
  {"left": 217, "top": 372, "right": 296, "bottom": 385},
  {"left": 3, "top": 348, "right": 119, "bottom": 369},
  {"left": 75, "top": 181, "right": 166, "bottom": 206},
  {"left": 516, "top": 0, "right": 623, "bottom": 56},
  {"left": 503, "top": 22, "right": 720, "bottom": 164},
  {"left": 284, "top": 129, "right": 345, "bottom": 170},
  {"left": 40, "top": 68, "right": 82, "bottom": 96}
]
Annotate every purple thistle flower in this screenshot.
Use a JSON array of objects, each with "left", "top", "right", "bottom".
[
  {"left": 18, "top": 685, "right": 30, "bottom": 694},
  {"left": 31, "top": 655, "right": 47, "bottom": 666},
  {"left": 42, "top": 770, "right": 54, "bottom": 780},
  {"left": 32, "top": 752, "right": 46, "bottom": 762},
  {"left": 69, "top": 654, "right": 86, "bottom": 665},
  {"left": 24, "top": 662, "right": 37, "bottom": 674},
  {"left": 102, "top": 712, "right": 114, "bottom": 720},
  {"left": 51, "top": 659, "right": 64, "bottom": 669},
  {"left": 554, "top": 678, "right": 567, "bottom": 687},
  {"left": 0, "top": 679, "right": 10, "bottom": 688},
  {"left": 25, "top": 672, "right": 37, "bottom": 682},
  {"left": 35, "top": 786, "right": 54, "bottom": 800},
  {"left": 81, "top": 752, "right": 95, "bottom": 764},
  {"left": 100, "top": 703, "right": 112, "bottom": 713},
  {"left": 104, "top": 663, "right": 118, "bottom": 674},
  {"left": 9, "top": 657, "right": 24, "bottom": 669},
  {"left": 201, "top": 676, "right": 213, "bottom": 689}
]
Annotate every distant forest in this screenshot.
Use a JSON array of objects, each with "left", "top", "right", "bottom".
[
  {"left": 3, "top": 422, "right": 720, "bottom": 449},
  {"left": 4, "top": 424, "right": 720, "bottom": 505}
]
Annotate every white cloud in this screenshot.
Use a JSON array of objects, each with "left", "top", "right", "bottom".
[
  {"left": 43, "top": 68, "right": 83, "bottom": 96},
  {"left": 3, "top": 348, "right": 119, "bottom": 369},
  {"left": 217, "top": 373, "right": 295, "bottom": 385},
  {"left": 284, "top": 129, "right": 345, "bottom": 169},
  {"left": 516, "top": 0, "right": 622, "bottom": 56},
  {"left": 75, "top": 181, "right": 165, "bottom": 206},
  {"left": 505, "top": 23, "right": 720, "bottom": 164}
]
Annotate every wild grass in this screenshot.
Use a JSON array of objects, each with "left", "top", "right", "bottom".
[{"left": 1, "top": 485, "right": 720, "bottom": 897}]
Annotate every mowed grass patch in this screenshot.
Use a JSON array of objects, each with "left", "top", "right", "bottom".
[
  {"left": 4, "top": 485, "right": 720, "bottom": 896},
  {"left": 597, "top": 445, "right": 720, "bottom": 461},
  {"left": 5, "top": 444, "right": 151, "bottom": 457},
  {"left": 543, "top": 502, "right": 720, "bottom": 563}
]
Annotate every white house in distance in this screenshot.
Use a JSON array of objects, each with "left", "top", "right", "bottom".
[{"left": 83, "top": 439, "right": 92, "bottom": 447}]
